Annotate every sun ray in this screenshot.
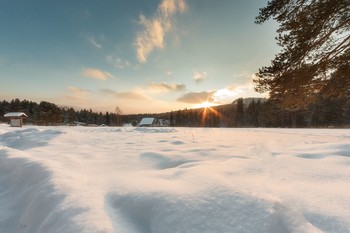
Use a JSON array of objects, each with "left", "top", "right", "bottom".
[{"left": 199, "top": 103, "right": 226, "bottom": 127}]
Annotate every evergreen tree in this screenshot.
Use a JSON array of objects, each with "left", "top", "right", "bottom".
[
  {"left": 105, "top": 112, "right": 110, "bottom": 125},
  {"left": 235, "top": 98, "right": 245, "bottom": 127},
  {"left": 246, "top": 100, "right": 260, "bottom": 127},
  {"left": 97, "top": 112, "right": 104, "bottom": 125},
  {"left": 38, "top": 101, "right": 62, "bottom": 125},
  {"left": 169, "top": 111, "right": 175, "bottom": 126},
  {"left": 10, "top": 98, "right": 21, "bottom": 111},
  {"left": 254, "top": 0, "right": 350, "bottom": 110},
  {"left": 63, "top": 107, "right": 77, "bottom": 124}
]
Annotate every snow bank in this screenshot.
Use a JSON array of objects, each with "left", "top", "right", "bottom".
[
  {"left": 0, "top": 147, "right": 81, "bottom": 233},
  {"left": 0, "top": 125, "right": 350, "bottom": 233}
]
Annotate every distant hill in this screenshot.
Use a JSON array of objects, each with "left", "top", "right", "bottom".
[{"left": 231, "top": 97, "right": 267, "bottom": 106}]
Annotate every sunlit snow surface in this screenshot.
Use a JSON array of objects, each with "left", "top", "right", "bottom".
[{"left": 1, "top": 124, "right": 350, "bottom": 233}]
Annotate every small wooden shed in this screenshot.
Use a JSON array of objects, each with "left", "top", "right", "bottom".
[{"left": 4, "top": 112, "right": 28, "bottom": 127}]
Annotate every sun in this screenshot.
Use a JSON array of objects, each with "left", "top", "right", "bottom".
[{"left": 195, "top": 101, "right": 215, "bottom": 109}]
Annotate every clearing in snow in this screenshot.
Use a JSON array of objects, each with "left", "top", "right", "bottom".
[{"left": 0, "top": 125, "right": 350, "bottom": 233}]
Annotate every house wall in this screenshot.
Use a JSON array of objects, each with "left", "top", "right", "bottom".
[{"left": 10, "top": 118, "right": 23, "bottom": 127}]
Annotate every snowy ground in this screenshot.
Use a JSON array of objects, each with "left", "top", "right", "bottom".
[{"left": 0, "top": 124, "right": 350, "bottom": 233}]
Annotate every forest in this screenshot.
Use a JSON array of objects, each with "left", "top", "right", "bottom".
[{"left": 0, "top": 96, "right": 349, "bottom": 128}]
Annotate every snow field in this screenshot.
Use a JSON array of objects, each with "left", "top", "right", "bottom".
[{"left": 0, "top": 125, "right": 350, "bottom": 233}]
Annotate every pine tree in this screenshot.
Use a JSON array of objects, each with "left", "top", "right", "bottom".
[
  {"left": 169, "top": 111, "right": 174, "bottom": 126},
  {"left": 38, "top": 101, "right": 62, "bottom": 125},
  {"left": 235, "top": 98, "right": 245, "bottom": 127},
  {"left": 254, "top": 0, "right": 350, "bottom": 110},
  {"left": 105, "top": 112, "right": 110, "bottom": 125}
]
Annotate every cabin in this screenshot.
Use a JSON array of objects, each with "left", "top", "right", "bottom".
[
  {"left": 139, "top": 117, "right": 155, "bottom": 127},
  {"left": 4, "top": 112, "right": 28, "bottom": 127}
]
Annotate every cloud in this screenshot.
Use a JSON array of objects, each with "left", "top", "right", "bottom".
[
  {"left": 87, "top": 37, "right": 102, "bottom": 49},
  {"left": 166, "top": 70, "right": 174, "bottom": 76},
  {"left": 226, "top": 85, "right": 237, "bottom": 91},
  {"left": 136, "top": 16, "right": 165, "bottom": 63},
  {"left": 116, "top": 91, "right": 150, "bottom": 100},
  {"left": 176, "top": 83, "right": 265, "bottom": 105},
  {"left": 193, "top": 71, "right": 207, "bottom": 83},
  {"left": 100, "top": 89, "right": 150, "bottom": 100},
  {"left": 81, "top": 68, "right": 114, "bottom": 80},
  {"left": 148, "top": 82, "right": 186, "bottom": 92},
  {"left": 100, "top": 88, "right": 116, "bottom": 95},
  {"left": 66, "top": 86, "right": 91, "bottom": 101},
  {"left": 213, "top": 83, "right": 268, "bottom": 103},
  {"left": 68, "top": 86, "right": 91, "bottom": 95},
  {"left": 177, "top": 91, "right": 216, "bottom": 104},
  {"left": 160, "top": 0, "right": 187, "bottom": 17},
  {"left": 135, "top": 0, "right": 187, "bottom": 63},
  {"left": 106, "top": 55, "right": 130, "bottom": 69},
  {"left": 212, "top": 88, "right": 238, "bottom": 103}
]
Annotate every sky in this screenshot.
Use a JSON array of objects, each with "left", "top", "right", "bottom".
[{"left": 0, "top": 0, "right": 279, "bottom": 114}]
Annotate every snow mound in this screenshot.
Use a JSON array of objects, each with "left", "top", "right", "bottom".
[
  {"left": 0, "top": 148, "right": 79, "bottom": 233},
  {"left": 0, "top": 128, "right": 62, "bottom": 150},
  {"left": 106, "top": 190, "right": 318, "bottom": 233},
  {"left": 140, "top": 152, "right": 196, "bottom": 170},
  {"left": 134, "top": 127, "right": 177, "bottom": 133}
]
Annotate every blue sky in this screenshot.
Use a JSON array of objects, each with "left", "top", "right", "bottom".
[{"left": 0, "top": 0, "right": 279, "bottom": 114}]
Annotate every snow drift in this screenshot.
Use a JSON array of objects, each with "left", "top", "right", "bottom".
[{"left": 0, "top": 125, "right": 349, "bottom": 233}]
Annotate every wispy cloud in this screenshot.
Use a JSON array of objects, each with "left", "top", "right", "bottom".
[
  {"left": 160, "top": 0, "right": 187, "bottom": 16},
  {"left": 166, "top": 70, "right": 174, "bottom": 76},
  {"left": 87, "top": 37, "right": 102, "bottom": 49},
  {"left": 66, "top": 86, "right": 91, "bottom": 101},
  {"left": 135, "top": 0, "right": 187, "bottom": 63},
  {"left": 176, "top": 84, "right": 261, "bottom": 105},
  {"left": 106, "top": 55, "right": 130, "bottom": 69},
  {"left": 213, "top": 83, "right": 267, "bottom": 103},
  {"left": 193, "top": 71, "right": 207, "bottom": 83},
  {"left": 148, "top": 82, "right": 186, "bottom": 92},
  {"left": 177, "top": 91, "right": 216, "bottom": 104},
  {"left": 100, "top": 89, "right": 150, "bottom": 100},
  {"left": 116, "top": 91, "right": 150, "bottom": 100},
  {"left": 81, "top": 68, "right": 114, "bottom": 80},
  {"left": 100, "top": 89, "right": 116, "bottom": 95}
]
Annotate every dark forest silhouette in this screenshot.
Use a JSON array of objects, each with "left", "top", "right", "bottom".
[{"left": 1, "top": 97, "right": 349, "bottom": 128}]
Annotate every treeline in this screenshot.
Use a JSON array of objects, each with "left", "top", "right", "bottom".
[
  {"left": 1, "top": 97, "right": 349, "bottom": 127},
  {"left": 169, "top": 97, "right": 350, "bottom": 128},
  {"left": 0, "top": 99, "right": 121, "bottom": 126}
]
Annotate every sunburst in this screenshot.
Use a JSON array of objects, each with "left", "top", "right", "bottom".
[
  {"left": 197, "top": 102, "right": 225, "bottom": 127},
  {"left": 195, "top": 101, "right": 216, "bottom": 109}
]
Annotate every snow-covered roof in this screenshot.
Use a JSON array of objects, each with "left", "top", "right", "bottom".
[
  {"left": 4, "top": 112, "right": 28, "bottom": 118},
  {"left": 139, "top": 117, "right": 155, "bottom": 126}
]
